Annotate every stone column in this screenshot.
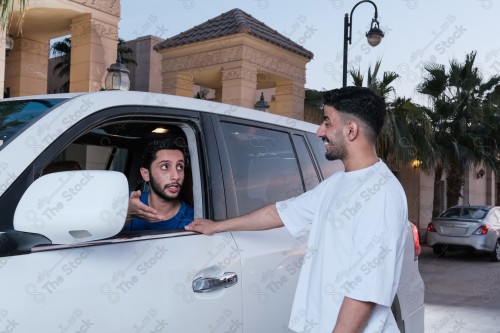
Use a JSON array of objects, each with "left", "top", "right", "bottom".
[
  {"left": 462, "top": 171, "right": 470, "bottom": 205},
  {"left": 4, "top": 37, "right": 49, "bottom": 97},
  {"left": 162, "top": 72, "right": 194, "bottom": 97},
  {"left": 70, "top": 13, "right": 118, "bottom": 92},
  {"left": 486, "top": 167, "right": 494, "bottom": 205},
  {"left": 0, "top": 31, "right": 7, "bottom": 98},
  {"left": 274, "top": 80, "right": 305, "bottom": 119},
  {"left": 214, "top": 88, "right": 223, "bottom": 103},
  {"left": 221, "top": 62, "right": 257, "bottom": 109}
]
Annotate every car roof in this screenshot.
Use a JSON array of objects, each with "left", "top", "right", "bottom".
[
  {"left": 6, "top": 91, "right": 320, "bottom": 134},
  {"left": 446, "top": 205, "right": 494, "bottom": 210},
  {"left": 1, "top": 92, "right": 86, "bottom": 102}
]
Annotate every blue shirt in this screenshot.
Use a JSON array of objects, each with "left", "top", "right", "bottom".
[{"left": 123, "top": 191, "right": 194, "bottom": 231}]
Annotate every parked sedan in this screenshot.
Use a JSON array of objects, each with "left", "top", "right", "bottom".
[{"left": 427, "top": 205, "right": 500, "bottom": 261}]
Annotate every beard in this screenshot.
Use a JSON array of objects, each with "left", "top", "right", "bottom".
[
  {"left": 324, "top": 130, "right": 347, "bottom": 161},
  {"left": 149, "top": 173, "right": 182, "bottom": 202}
]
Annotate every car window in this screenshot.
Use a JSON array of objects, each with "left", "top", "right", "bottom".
[
  {"left": 221, "top": 122, "right": 304, "bottom": 216},
  {"left": 38, "top": 119, "right": 202, "bottom": 229},
  {"left": 495, "top": 209, "right": 500, "bottom": 225},
  {"left": 440, "top": 207, "right": 489, "bottom": 219},
  {"left": 0, "top": 98, "right": 66, "bottom": 147},
  {"left": 292, "top": 135, "right": 320, "bottom": 191}
]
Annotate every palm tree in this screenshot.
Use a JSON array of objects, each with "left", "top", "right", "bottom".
[
  {"left": 418, "top": 51, "right": 500, "bottom": 214},
  {"left": 51, "top": 37, "right": 71, "bottom": 91},
  {"left": 117, "top": 38, "right": 137, "bottom": 67},
  {"left": 0, "top": 0, "right": 27, "bottom": 29},
  {"left": 350, "top": 60, "right": 435, "bottom": 172}
]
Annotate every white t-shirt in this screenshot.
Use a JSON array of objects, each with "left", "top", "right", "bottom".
[{"left": 276, "top": 160, "right": 407, "bottom": 333}]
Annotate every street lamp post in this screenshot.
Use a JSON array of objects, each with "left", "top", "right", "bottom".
[{"left": 342, "top": 0, "right": 384, "bottom": 87}]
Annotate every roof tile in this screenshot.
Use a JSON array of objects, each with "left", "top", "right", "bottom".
[{"left": 154, "top": 8, "right": 314, "bottom": 59}]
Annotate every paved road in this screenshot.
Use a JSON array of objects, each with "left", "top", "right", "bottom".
[{"left": 419, "top": 245, "right": 500, "bottom": 333}]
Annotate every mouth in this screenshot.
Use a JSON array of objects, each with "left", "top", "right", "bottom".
[
  {"left": 164, "top": 183, "right": 181, "bottom": 193},
  {"left": 322, "top": 138, "right": 330, "bottom": 148}
]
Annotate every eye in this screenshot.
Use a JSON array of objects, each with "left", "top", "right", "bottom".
[
  {"left": 177, "top": 164, "right": 185, "bottom": 172},
  {"left": 160, "top": 165, "right": 169, "bottom": 170}
]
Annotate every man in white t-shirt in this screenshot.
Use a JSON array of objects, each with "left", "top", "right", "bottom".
[{"left": 186, "top": 87, "right": 408, "bottom": 333}]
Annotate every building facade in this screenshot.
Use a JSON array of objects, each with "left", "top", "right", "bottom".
[{"left": 1, "top": 0, "right": 120, "bottom": 97}]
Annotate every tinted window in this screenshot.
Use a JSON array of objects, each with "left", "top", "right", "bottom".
[
  {"left": 0, "top": 99, "right": 65, "bottom": 145},
  {"left": 292, "top": 135, "right": 320, "bottom": 191},
  {"left": 306, "top": 132, "right": 344, "bottom": 179},
  {"left": 221, "top": 122, "right": 304, "bottom": 215}
]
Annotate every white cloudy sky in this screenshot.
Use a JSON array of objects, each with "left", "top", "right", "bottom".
[{"left": 119, "top": 0, "right": 500, "bottom": 103}]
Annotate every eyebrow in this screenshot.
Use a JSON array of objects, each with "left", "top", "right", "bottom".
[{"left": 157, "top": 159, "right": 185, "bottom": 164}]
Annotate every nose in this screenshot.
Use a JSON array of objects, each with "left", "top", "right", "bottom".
[
  {"left": 316, "top": 123, "right": 325, "bottom": 138},
  {"left": 170, "top": 169, "right": 180, "bottom": 181}
]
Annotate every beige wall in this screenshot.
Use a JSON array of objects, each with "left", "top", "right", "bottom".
[
  {"left": 418, "top": 171, "right": 435, "bottom": 237},
  {"left": 125, "top": 35, "right": 163, "bottom": 93},
  {"left": 399, "top": 165, "right": 421, "bottom": 229},
  {"left": 462, "top": 166, "right": 495, "bottom": 206}
]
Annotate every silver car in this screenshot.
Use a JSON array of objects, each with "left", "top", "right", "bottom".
[{"left": 427, "top": 205, "right": 500, "bottom": 261}]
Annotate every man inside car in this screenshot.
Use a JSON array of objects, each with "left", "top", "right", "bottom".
[{"left": 123, "top": 139, "right": 194, "bottom": 231}]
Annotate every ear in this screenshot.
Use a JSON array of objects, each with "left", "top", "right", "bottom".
[
  {"left": 140, "top": 167, "right": 150, "bottom": 182},
  {"left": 345, "top": 121, "right": 359, "bottom": 141}
]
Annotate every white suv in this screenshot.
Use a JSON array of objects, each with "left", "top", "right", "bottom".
[{"left": 0, "top": 91, "right": 424, "bottom": 332}]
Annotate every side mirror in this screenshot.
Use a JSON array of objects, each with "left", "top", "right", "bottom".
[{"left": 14, "top": 171, "right": 129, "bottom": 244}]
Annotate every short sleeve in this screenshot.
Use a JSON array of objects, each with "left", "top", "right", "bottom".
[
  {"left": 276, "top": 174, "right": 334, "bottom": 238},
  {"left": 343, "top": 180, "right": 407, "bottom": 306}
]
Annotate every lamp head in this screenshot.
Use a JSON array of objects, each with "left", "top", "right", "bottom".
[
  {"left": 105, "top": 61, "right": 130, "bottom": 91},
  {"left": 366, "top": 18, "right": 384, "bottom": 47}
]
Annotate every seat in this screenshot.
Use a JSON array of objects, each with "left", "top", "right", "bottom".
[
  {"left": 41, "top": 160, "right": 83, "bottom": 175},
  {"left": 180, "top": 164, "right": 193, "bottom": 206}
]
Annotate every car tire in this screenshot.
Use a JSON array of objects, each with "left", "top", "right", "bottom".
[
  {"left": 490, "top": 240, "right": 500, "bottom": 262},
  {"left": 432, "top": 245, "right": 447, "bottom": 258}
]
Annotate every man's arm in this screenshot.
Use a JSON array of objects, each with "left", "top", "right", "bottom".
[
  {"left": 185, "top": 203, "right": 284, "bottom": 235},
  {"left": 126, "top": 190, "right": 166, "bottom": 224},
  {"left": 332, "top": 297, "right": 376, "bottom": 333}
]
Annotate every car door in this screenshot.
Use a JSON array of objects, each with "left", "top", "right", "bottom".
[
  {"left": 213, "top": 116, "right": 316, "bottom": 332},
  {"left": 1, "top": 232, "right": 243, "bottom": 332},
  {"left": 0, "top": 99, "right": 243, "bottom": 332}
]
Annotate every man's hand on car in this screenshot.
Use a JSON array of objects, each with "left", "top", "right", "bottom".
[{"left": 185, "top": 218, "right": 219, "bottom": 235}]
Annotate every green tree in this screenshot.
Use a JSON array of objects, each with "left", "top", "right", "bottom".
[
  {"left": 350, "top": 60, "right": 435, "bottom": 171},
  {"left": 51, "top": 37, "right": 71, "bottom": 91},
  {"left": 418, "top": 51, "right": 500, "bottom": 214},
  {"left": 0, "top": 0, "right": 27, "bottom": 29},
  {"left": 117, "top": 38, "right": 137, "bottom": 67}
]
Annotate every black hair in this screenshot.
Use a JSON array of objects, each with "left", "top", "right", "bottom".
[
  {"left": 322, "top": 87, "right": 386, "bottom": 141},
  {"left": 140, "top": 138, "right": 187, "bottom": 170}
]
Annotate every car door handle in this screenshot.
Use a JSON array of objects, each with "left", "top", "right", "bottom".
[{"left": 192, "top": 272, "right": 238, "bottom": 293}]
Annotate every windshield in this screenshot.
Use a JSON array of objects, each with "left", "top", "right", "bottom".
[
  {"left": 0, "top": 98, "right": 65, "bottom": 146},
  {"left": 439, "top": 207, "right": 489, "bottom": 219}
]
